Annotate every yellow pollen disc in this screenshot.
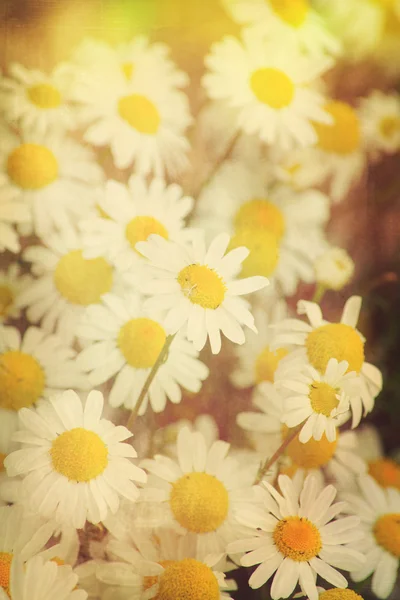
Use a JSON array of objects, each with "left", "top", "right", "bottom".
[
  {"left": 379, "top": 116, "right": 400, "bottom": 140},
  {"left": 27, "top": 83, "right": 62, "bottom": 109},
  {"left": 229, "top": 229, "right": 280, "bottom": 278},
  {"left": 233, "top": 199, "right": 285, "bottom": 239},
  {"left": 314, "top": 101, "right": 360, "bottom": 155},
  {"left": 250, "top": 67, "right": 294, "bottom": 109},
  {"left": 269, "top": 0, "right": 309, "bottom": 27},
  {"left": 273, "top": 516, "right": 322, "bottom": 561},
  {"left": 309, "top": 381, "right": 339, "bottom": 417},
  {"left": 368, "top": 458, "right": 400, "bottom": 490},
  {"left": 373, "top": 513, "right": 400, "bottom": 558},
  {"left": 320, "top": 589, "right": 364, "bottom": 600},
  {"left": 121, "top": 62, "right": 135, "bottom": 81},
  {"left": 306, "top": 323, "right": 365, "bottom": 374},
  {"left": 157, "top": 558, "right": 220, "bottom": 600},
  {"left": 0, "top": 350, "right": 45, "bottom": 411},
  {"left": 118, "top": 94, "right": 160, "bottom": 134},
  {"left": 50, "top": 427, "right": 108, "bottom": 482},
  {"left": 0, "top": 453, "right": 6, "bottom": 472},
  {"left": 125, "top": 216, "right": 169, "bottom": 253},
  {"left": 177, "top": 264, "right": 226, "bottom": 310},
  {"left": 255, "top": 345, "right": 288, "bottom": 383},
  {"left": 0, "top": 552, "right": 12, "bottom": 597},
  {"left": 54, "top": 250, "right": 113, "bottom": 306},
  {"left": 283, "top": 425, "right": 338, "bottom": 468},
  {"left": 118, "top": 318, "right": 166, "bottom": 369},
  {"left": 0, "top": 286, "right": 14, "bottom": 318},
  {"left": 169, "top": 472, "right": 229, "bottom": 533},
  {"left": 7, "top": 143, "right": 58, "bottom": 190}
]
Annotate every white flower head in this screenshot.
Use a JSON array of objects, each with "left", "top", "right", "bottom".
[
  {"left": 229, "top": 474, "right": 365, "bottom": 600},
  {"left": 0, "top": 263, "right": 33, "bottom": 323},
  {"left": 137, "top": 231, "right": 269, "bottom": 354},
  {"left": 359, "top": 90, "right": 400, "bottom": 158},
  {"left": 4, "top": 390, "right": 147, "bottom": 529},
  {"left": 0, "top": 186, "right": 30, "bottom": 254},
  {"left": 314, "top": 247, "right": 355, "bottom": 291}
]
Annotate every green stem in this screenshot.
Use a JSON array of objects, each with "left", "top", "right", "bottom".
[
  {"left": 126, "top": 333, "right": 176, "bottom": 430},
  {"left": 254, "top": 423, "right": 303, "bottom": 485},
  {"left": 311, "top": 282, "right": 326, "bottom": 304}
]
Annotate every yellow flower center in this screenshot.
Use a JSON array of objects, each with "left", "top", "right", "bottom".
[
  {"left": 379, "top": 116, "right": 400, "bottom": 140},
  {"left": 373, "top": 513, "right": 400, "bottom": 558},
  {"left": 125, "top": 216, "right": 169, "bottom": 253},
  {"left": 306, "top": 323, "right": 365, "bottom": 374},
  {"left": 0, "top": 552, "right": 12, "bottom": 598},
  {"left": 273, "top": 516, "right": 321, "bottom": 561},
  {"left": 7, "top": 143, "right": 58, "bottom": 190},
  {"left": 233, "top": 199, "right": 285, "bottom": 239},
  {"left": 269, "top": 0, "right": 309, "bottom": 27},
  {"left": 250, "top": 68, "right": 295, "bottom": 109},
  {"left": 0, "top": 453, "right": 6, "bottom": 472},
  {"left": 229, "top": 229, "right": 280, "bottom": 278},
  {"left": 0, "top": 286, "right": 14, "bottom": 318},
  {"left": 118, "top": 318, "right": 166, "bottom": 369},
  {"left": 255, "top": 345, "right": 288, "bottom": 383},
  {"left": 314, "top": 101, "right": 360, "bottom": 155},
  {"left": 53, "top": 250, "right": 113, "bottom": 306},
  {"left": 50, "top": 427, "right": 108, "bottom": 482},
  {"left": 309, "top": 381, "right": 339, "bottom": 417},
  {"left": 118, "top": 94, "right": 160, "bottom": 134},
  {"left": 284, "top": 425, "right": 338, "bottom": 468},
  {"left": 177, "top": 264, "right": 226, "bottom": 310},
  {"left": 0, "top": 350, "right": 45, "bottom": 411},
  {"left": 157, "top": 559, "right": 220, "bottom": 600},
  {"left": 27, "top": 83, "right": 62, "bottom": 109},
  {"left": 169, "top": 472, "right": 229, "bottom": 533},
  {"left": 320, "top": 589, "right": 364, "bottom": 600},
  {"left": 369, "top": 458, "right": 400, "bottom": 490},
  {"left": 121, "top": 62, "right": 135, "bottom": 81}
]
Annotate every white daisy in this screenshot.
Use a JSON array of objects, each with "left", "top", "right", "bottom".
[
  {"left": 222, "top": 0, "right": 341, "bottom": 56},
  {"left": 359, "top": 90, "right": 400, "bottom": 158},
  {"left": 356, "top": 425, "right": 400, "bottom": 491},
  {"left": 0, "top": 324, "right": 89, "bottom": 436},
  {"left": 2, "top": 554, "right": 87, "bottom": 600},
  {"left": 0, "top": 185, "right": 30, "bottom": 253},
  {"left": 0, "top": 63, "right": 77, "bottom": 136},
  {"left": 299, "top": 586, "right": 365, "bottom": 599},
  {"left": 4, "top": 389, "right": 147, "bottom": 529},
  {"left": 344, "top": 475, "right": 400, "bottom": 599},
  {"left": 80, "top": 175, "right": 194, "bottom": 277},
  {"left": 229, "top": 474, "right": 365, "bottom": 600},
  {"left": 17, "top": 227, "right": 121, "bottom": 344},
  {"left": 0, "top": 127, "right": 102, "bottom": 237},
  {"left": 203, "top": 31, "right": 333, "bottom": 151},
  {"left": 0, "top": 263, "right": 33, "bottom": 322},
  {"left": 314, "top": 247, "right": 355, "bottom": 292},
  {"left": 76, "top": 291, "right": 209, "bottom": 415},
  {"left": 137, "top": 231, "right": 268, "bottom": 354},
  {"left": 139, "top": 427, "right": 257, "bottom": 560},
  {"left": 271, "top": 296, "right": 383, "bottom": 427},
  {"left": 193, "top": 160, "right": 330, "bottom": 296}
]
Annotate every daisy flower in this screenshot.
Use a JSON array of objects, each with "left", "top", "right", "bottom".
[
  {"left": 203, "top": 31, "right": 333, "bottom": 151},
  {"left": 80, "top": 175, "right": 193, "bottom": 277},
  {"left": 139, "top": 427, "right": 257, "bottom": 560},
  {"left": 356, "top": 426, "right": 400, "bottom": 491},
  {"left": 344, "top": 475, "right": 400, "bottom": 599},
  {"left": 97, "top": 528, "right": 234, "bottom": 600},
  {"left": 228, "top": 474, "right": 364, "bottom": 600},
  {"left": 17, "top": 227, "right": 120, "bottom": 344},
  {"left": 271, "top": 296, "right": 383, "bottom": 427},
  {"left": 0, "top": 63, "right": 77, "bottom": 135},
  {"left": 301, "top": 587, "right": 365, "bottom": 600},
  {"left": 193, "top": 160, "right": 330, "bottom": 296},
  {"left": 314, "top": 247, "right": 355, "bottom": 292},
  {"left": 0, "top": 324, "right": 88, "bottom": 435},
  {"left": 2, "top": 554, "right": 87, "bottom": 600},
  {"left": 0, "top": 186, "right": 30, "bottom": 253},
  {"left": 359, "top": 90, "right": 400, "bottom": 158},
  {"left": 4, "top": 389, "right": 147, "bottom": 529},
  {"left": 222, "top": 0, "right": 340, "bottom": 56},
  {"left": 0, "top": 127, "right": 102, "bottom": 237},
  {"left": 137, "top": 231, "right": 268, "bottom": 354},
  {"left": 0, "top": 263, "right": 33, "bottom": 323},
  {"left": 76, "top": 291, "right": 209, "bottom": 415}
]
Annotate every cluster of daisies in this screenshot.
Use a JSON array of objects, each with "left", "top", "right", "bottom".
[{"left": 0, "top": 1, "right": 399, "bottom": 599}]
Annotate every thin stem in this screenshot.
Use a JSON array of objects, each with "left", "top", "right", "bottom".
[
  {"left": 126, "top": 333, "right": 176, "bottom": 430},
  {"left": 254, "top": 423, "right": 303, "bottom": 485},
  {"left": 311, "top": 282, "right": 326, "bottom": 304}
]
